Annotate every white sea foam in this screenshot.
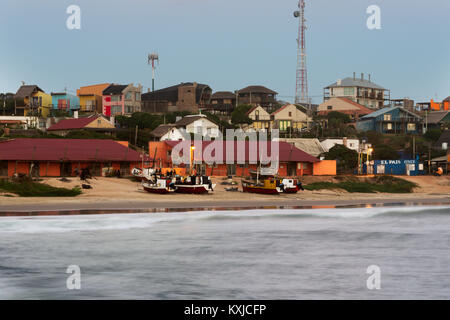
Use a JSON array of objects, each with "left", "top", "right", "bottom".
[{"left": 0, "top": 206, "right": 448, "bottom": 234}]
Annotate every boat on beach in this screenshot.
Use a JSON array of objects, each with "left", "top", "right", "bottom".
[
  {"left": 142, "top": 178, "right": 175, "bottom": 194},
  {"left": 242, "top": 179, "right": 281, "bottom": 194},
  {"left": 242, "top": 178, "right": 304, "bottom": 195},
  {"left": 174, "top": 175, "right": 216, "bottom": 194},
  {"left": 279, "top": 178, "right": 304, "bottom": 194}
]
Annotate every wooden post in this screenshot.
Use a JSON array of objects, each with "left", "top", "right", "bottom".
[{"left": 135, "top": 125, "right": 138, "bottom": 146}]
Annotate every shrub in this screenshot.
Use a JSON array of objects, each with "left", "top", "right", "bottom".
[
  {"left": 0, "top": 179, "right": 82, "bottom": 197},
  {"left": 304, "top": 176, "right": 417, "bottom": 193}
]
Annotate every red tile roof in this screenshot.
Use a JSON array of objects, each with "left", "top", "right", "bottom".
[
  {"left": 336, "top": 98, "right": 373, "bottom": 114},
  {"left": 245, "top": 106, "right": 258, "bottom": 116},
  {"left": 47, "top": 116, "right": 100, "bottom": 131},
  {"left": 0, "top": 138, "right": 150, "bottom": 162},
  {"left": 164, "top": 140, "right": 319, "bottom": 163},
  {"left": 271, "top": 104, "right": 290, "bottom": 115}
]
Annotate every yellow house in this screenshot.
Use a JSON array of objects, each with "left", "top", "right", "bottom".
[
  {"left": 14, "top": 85, "right": 52, "bottom": 117},
  {"left": 77, "top": 83, "right": 111, "bottom": 113},
  {"left": 271, "top": 104, "right": 311, "bottom": 132},
  {"left": 246, "top": 105, "right": 272, "bottom": 130}
]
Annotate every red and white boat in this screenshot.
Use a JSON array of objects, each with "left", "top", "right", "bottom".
[
  {"left": 174, "top": 176, "right": 216, "bottom": 194},
  {"left": 142, "top": 178, "right": 175, "bottom": 194},
  {"left": 278, "top": 178, "right": 304, "bottom": 194}
]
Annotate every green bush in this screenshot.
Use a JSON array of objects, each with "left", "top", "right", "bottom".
[
  {"left": 304, "top": 176, "right": 417, "bottom": 193},
  {"left": 0, "top": 179, "right": 82, "bottom": 197}
]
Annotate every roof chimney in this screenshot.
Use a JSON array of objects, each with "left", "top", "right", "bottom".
[
  {"left": 337, "top": 79, "right": 342, "bottom": 86},
  {"left": 361, "top": 73, "right": 364, "bottom": 81},
  {"left": 368, "top": 74, "right": 371, "bottom": 82},
  {"left": 353, "top": 72, "right": 356, "bottom": 80}
]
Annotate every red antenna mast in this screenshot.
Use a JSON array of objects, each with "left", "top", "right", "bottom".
[{"left": 294, "top": 0, "right": 309, "bottom": 105}]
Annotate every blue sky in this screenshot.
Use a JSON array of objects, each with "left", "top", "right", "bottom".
[{"left": 0, "top": 0, "right": 449, "bottom": 103}]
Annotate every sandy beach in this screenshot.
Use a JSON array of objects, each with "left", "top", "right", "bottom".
[{"left": 1, "top": 175, "right": 450, "bottom": 213}]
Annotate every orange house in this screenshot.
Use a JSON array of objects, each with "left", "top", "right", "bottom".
[{"left": 430, "top": 99, "right": 449, "bottom": 111}]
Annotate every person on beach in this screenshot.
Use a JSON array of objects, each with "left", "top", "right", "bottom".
[{"left": 435, "top": 167, "right": 443, "bottom": 177}]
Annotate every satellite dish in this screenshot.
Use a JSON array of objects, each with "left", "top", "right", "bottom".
[{"left": 294, "top": 11, "right": 300, "bottom": 18}]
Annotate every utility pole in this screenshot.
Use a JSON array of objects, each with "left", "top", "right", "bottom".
[{"left": 135, "top": 125, "right": 138, "bottom": 146}]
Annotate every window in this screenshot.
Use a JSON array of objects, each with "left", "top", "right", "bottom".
[
  {"left": 288, "top": 112, "right": 292, "bottom": 117},
  {"left": 279, "top": 120, "right": 291, "bottom": 131},
  {"left": 384, "top": 114, "right": 391, "bottom": 121},
  {"left": 407, "top": 123, "right": 416, "bottom": 131},
  {"left": 125, "top": 92, "right": 132, "bottom": 100},
  {"left": 111, "top": 106, "right": 122, "bottom": 115},
  {"left": 327, "top": 106, "right": 332, "bottom": 110},
  {"left": 111, "top": 95, "right": 121, "bottom": 102},
  {"left": 255, "top": 110, "right": 259, "bottom": 121},
  {"left": 386, "top": 123, "right": 393, "bottom": 130},
  {"left": 136, "top": 93, "right": 141, "bottom": 101},
  {"left": 344, "top": 87, "right": 355, "bottom": 95}
]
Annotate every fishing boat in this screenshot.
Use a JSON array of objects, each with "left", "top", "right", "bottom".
[
  {"left": 174, "top": 175, "right": 216, "bottom": 194},
  {"left": 278, "top": 178, "right": 304, "bottom": 194},
  {"left": 242, "top": 179, "right": 281, "bottom": 195},
  {"left": 142, "top": 178, "right": 175, "bottom": 194}
]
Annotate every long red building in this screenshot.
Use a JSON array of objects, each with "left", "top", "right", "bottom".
[
  {"left": 0, "top": 138, "right": 150, "bottom": 177},
  {"left": 149, "top": 140, "right": 336, "bottom": 176}
]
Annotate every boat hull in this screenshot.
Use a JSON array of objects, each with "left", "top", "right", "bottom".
[
  {"left": 143, "top": 185, "right": 173, "bottom": 194},
  {"left": 242, "top": 185, "right": 280, "bottom": 195},
  {"left": 175, "top": 185, "right": 211, "bottom": 194},
  {"left": 283, "top": 186, "right": 299, "bottom": 194}
]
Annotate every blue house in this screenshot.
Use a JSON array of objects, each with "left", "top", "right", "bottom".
[
  {"left": 51, "top": 92, "right": 80, "bottom": 115},
  {"left": 356, "top": 106, "right": 423, "bottom": 134},
  {"left": 363, "top": 159, "right": 424, "bottom": 176}
]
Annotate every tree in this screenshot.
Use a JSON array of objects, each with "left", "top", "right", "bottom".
[
  {"left": 324, "top": 144, "right": 358, "bottom": 174},
  {"left": 231, "top": 104, "right": 253, "bottom": 125},
  {"left": 327, "top": 111, "right": 351, "bottom": 124},
  {"left": 371, "top": 145, "right": 400, "bottom": 160},
  {"left": 424, "top": 129, "right": 442, "bottom": 142}
]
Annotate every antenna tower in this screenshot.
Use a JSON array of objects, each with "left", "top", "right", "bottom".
[
  {"left": 294, "top": 0, "right": 308, "bottom": 105},
  {"left": 148, "top": 53, "right": 159, "bottom": 92}
]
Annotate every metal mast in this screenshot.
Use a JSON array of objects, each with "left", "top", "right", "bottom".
[
  {"left": 147, "top": 53, "right": 159, "bottom": 92},
  {"left": 294, "top": 0, "right": 308, "bottom": 104}
]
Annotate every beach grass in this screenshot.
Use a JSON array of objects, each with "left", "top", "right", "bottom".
[
  {"left": 304, "top": 176, "right": 418, "bottom": 193},
  {"left": 0, "top": 179, "right": 82, "bottom": 197}
]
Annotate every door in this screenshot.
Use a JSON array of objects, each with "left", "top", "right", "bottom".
[
  {"left": 226, "top": 164, "right": 236, "bottom": 176},
  {"left": 61, "top": 162, "right": 72, "bottom": 177},
  {"left": 287, "top": 163, "right": 296, "bottom": 176},
  {"left": 91, "top": 163, "right": 101, "bottom": 176},
  {"left": 120, "top": 162, "right": 129, "bottom": 176},
  {"left": 0, "top": 161, "right": 8, "bottom": 176},
  {"left": 31, "top": 162, "right": 40, "bottom": 177}
]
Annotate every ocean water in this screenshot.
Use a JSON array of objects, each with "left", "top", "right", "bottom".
[{"left": 0, "top": 206, "right": 449, "bottom": 300}]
